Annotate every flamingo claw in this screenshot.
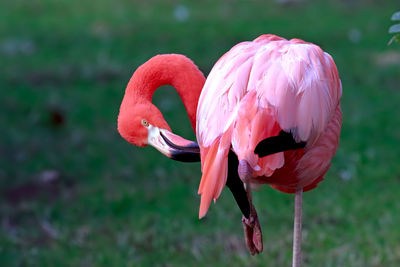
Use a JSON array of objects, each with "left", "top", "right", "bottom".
[{"left": 242, "top": 206, "right": 263, "bottom": 255}]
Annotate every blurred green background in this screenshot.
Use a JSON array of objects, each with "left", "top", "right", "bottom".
[{"left": 1, "top": 0, "right": 400, "bottom": 266}]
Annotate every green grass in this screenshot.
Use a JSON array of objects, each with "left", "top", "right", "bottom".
[{"left": 1, "top": 0, "right": 400, "bottom": 266}]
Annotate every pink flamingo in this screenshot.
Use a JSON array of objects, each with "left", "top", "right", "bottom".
[{"left": 118, "top": 34, "right": 342, "bottom": 266}]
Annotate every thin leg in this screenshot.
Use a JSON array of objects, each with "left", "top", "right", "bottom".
[
  {"left": 226, "top": 151, "right": 251, "bottom": 219},
  {"left": 226, "top": 152, "right": 263, "bottom": 255},
  {"left": 244, "top": 182, "right": 252, "bottom": 204},
  {"left": 242, "top": 181, "right": 263, "bottom": 255},
  {"left": 292, "top": 188, "right": 303, "bottom": 267}
]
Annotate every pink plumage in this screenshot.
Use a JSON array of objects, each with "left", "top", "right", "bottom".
[{"left": 196, "top": 34, "right": 342, "bottom": 218}]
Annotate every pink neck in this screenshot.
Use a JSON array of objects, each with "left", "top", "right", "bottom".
[{"left": 126, "top": 54, "right": 205, "bottom": 131}]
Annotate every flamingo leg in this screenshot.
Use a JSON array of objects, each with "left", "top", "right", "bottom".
[
  {"left": 239, "top": 160, "right": 263, "bottom": 255},
  {"left": 254, "top": 131, "right": 307, "bottom": 259},
  {"left": 241, "top": 182, "right": 263, "bottom": 255},
  {"left": 292, "top": 188, "right": 303, "bottom": 267},
  {"left": 226, "top": 151, "right": 251, "bottom": 218},
  {"left": 226, "top": 150, "right": 263, "bottom": 255}
]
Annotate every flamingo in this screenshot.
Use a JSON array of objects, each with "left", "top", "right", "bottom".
[{"left": 118, "top": 34, "right": 342, "bottom": 266}]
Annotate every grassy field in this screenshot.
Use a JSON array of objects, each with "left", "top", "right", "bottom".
[{"left": 1, "top": 0, "right": 400, "bottom": 266}]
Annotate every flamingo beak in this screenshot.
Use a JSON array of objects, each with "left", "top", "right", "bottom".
[{"left": 146, "top": 125, "right": 200, "bottom": 162}]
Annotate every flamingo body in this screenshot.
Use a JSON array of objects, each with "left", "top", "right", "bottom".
[{"left": 196, "top": 34, "right": 342, "bottom": 218}]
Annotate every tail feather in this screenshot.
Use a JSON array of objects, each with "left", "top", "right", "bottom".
[{"left": 198, "top": 139, "right": 230, "bottom": 218}]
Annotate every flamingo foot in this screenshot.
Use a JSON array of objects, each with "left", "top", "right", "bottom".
[{"left": 242, "top": 206, "right": 263, "bottom": 255}]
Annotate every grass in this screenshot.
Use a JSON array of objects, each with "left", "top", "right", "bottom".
[{"left": 1, "top": 0, "right": 400, "bottom": 266}]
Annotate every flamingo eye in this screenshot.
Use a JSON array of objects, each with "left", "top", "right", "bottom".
[{"left": 141, "top": 119, "right": 149, "bottom": 127}]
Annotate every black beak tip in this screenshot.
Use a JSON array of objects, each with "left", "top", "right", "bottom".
[{"left": 170, "top": 151, "right": 201, "bottom": 162}]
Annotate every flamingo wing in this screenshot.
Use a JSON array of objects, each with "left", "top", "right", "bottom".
[{"left": 196, "top": 34, "right": 342, "bottom": 218}]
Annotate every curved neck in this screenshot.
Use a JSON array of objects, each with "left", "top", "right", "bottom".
[{"left": 126, "top": 54, "right": 205, "bottom": 131}]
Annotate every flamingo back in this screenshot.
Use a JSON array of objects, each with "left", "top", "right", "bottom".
[{"left": 196, "top": 34, "right": 342, "bottom": 217}]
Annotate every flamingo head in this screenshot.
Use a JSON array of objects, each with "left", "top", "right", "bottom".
[
  {"left": 118, "top": 103, "right": 169, "bottom": 147},
  {"left": 118, "top": 103, "right": 200, "bottom": 162}
]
